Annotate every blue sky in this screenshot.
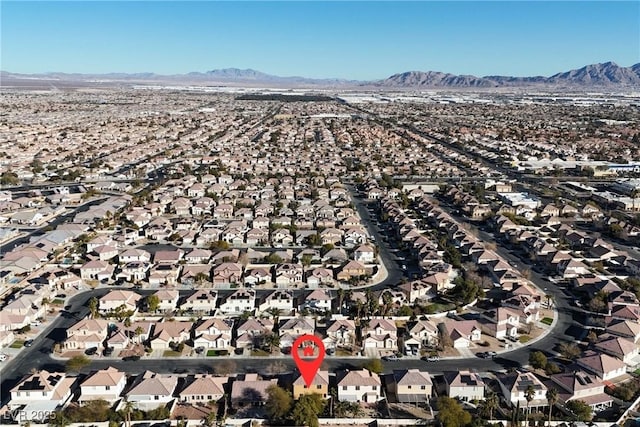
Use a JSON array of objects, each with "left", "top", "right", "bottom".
[{"left": 1, "top": 1, "right": 639, "bottom": 80}]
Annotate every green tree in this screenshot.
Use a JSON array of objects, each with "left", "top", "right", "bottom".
[
  {"left": 66, "top": 355, "right": 91, "bottom": 373},
  {"left": 48, "top": 411, "right": 70, "bottom": 427},
  {"left": 265, "top": 384, "right": 293, "bottom": 422},
  {"left": 0, "top": 171, "right": 19, "bottom": 185},
  {"left": 566, "top": 400, "right": 592, "bottom": 422},
  {"left": 145, "top": 295, "right": 160, "bottom": 313},
  {"left": 529, "top": 351, "right": 547, "bottom": 370},
  {"left": 436, "top": 396, "right": 472, "bottom": 427},
  {"left": 557, "top": 342, "right": 581, "bottom": 360},
  {"left": 291, "top": 393, "right": 326, "bottom": 427},
  {"left": 363, "top": 359, "right": 383, "bottom": 374}
]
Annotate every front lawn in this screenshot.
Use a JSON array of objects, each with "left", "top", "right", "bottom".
[
  {"left": 251, "top": 349, "right": 270, "bottom": 357},
  {"left": 541, "top": 317, "right": 553, "bottom": 326},
  {"left": 163, "top": 350, "right": 182, "bottom": 357},
  {"left": 207, "top": 349, "right": 229, "bottom": 357},
  {"left": 10, "top": 340, "right": 24, "bottom": 349},
  {"left": 519, "top": 335, "right": 531, "bottom": 343},
  {"left": 52, "top": 299, "right": 65, "bottom": 306}
]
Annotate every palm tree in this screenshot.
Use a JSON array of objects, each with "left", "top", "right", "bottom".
[
  {"left": 41, "top": 297, "right": 50, "bottom": 313},
  {"left": 88, "top": 297, "right": 99, "bottom": 319},
  {"left": 524, "top": 385, "right": 535, "bottom": 425},
  {"left": 266, "top": 307, "right": 283, "bottom": 333},
  {"left": 203, "top": 410, "right": 217, "bottom": 427},
  {"left": 381, "top": 291, "right": 394, "bottom": 318},
  {"left": 484, "top": 390, "right": 499, "bottom": 421},
  {"left": 336, "top": 288, "right": 345, "bottom": 314},
  {"left": 134, "top": 326, "right": 144, "bottom": 344},
  {"left": 265, "top": 333, "right": 280, "bottom": 354},
  {"left": 546, "top": 388, "right": 558, "bottom": 426},
  {"left": 122, "top": 399, "right": 135, "bottom": 427}
]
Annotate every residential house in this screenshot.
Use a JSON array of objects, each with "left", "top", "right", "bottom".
[
  {"left": 388, "top": 369, "right": 433, "bottom": 403},
  {"left": 126, "top": 371, "right": 178, "bottom": 410},
  {"left": 178, "top": 375, "right": 228, "bottom": 403},
  {"left": 443, "top": 370, "right": 485, "bottom": 401},
  {"left": 336, "top": 260, "right": 367, "bottom": 282},
  {"left": 244, "top": 267, "right": 272, "bottom": 287},
  {"left": 79, "top": 367, "right": 127, "bottom": 404},
  {"left": 181, "top": 290, "right": 218, "bottom": 314},
  {"left": 218, "top": 289, "right": 256, "bottom": 315},
  {"left": 325, "top": 319, "right": 356, "bottom": 349},
  {"left": 98, "top": 290, "right": 141, "bottom": 313},
  {"left": 306, "top": 268, "right": 335, "bottom": 287},
  {"left": 80, "top": 260, "right": 115, "bottom": 282},
  {"left": 594, "top": 336, "right": 639, "bottom": 365},
  {"left": 300, "top": 289, "right": 333, "bottom": 313},
  {"left": 279, "top": 317, "right": 315, "bottom": 349},
  {"left": 193, "top": 318, "right": 233, "bottom": 349},
  {"left": 479, "top": 308, "right": 520, "bottom": 340},
  {"left": 336, "top": 369, "right": 382, "bottom": 403},
  {"left": 150, "top": 321, "right": 192, "bottom": 350},
  {"left": 119, "top": 248, "right": 151, "bottom": 263},
  {"left": 362, "top": 318, "right": 398, "bottom": 351},
  {"left": 235, "top": 318, "right": 274, "bottom": 349},
  {"left": 275, "top": 263, "right": 304, "bottom": 287},
  {"left": 213, "top": 263, "right": 243, "bottom": 286},
  {"left": 577, "top": 351, "right": 627, "bottom": 381},
  {"left": 65, "top": 318, "right": 110, "bottom": 350},
  {"left": 8, "top": 371, "right": 75, "bottom": 417},
  {"left": 441, "top": 320, "right": 482, "bottom": 348},
  {"left": 353, "top": 245, "right": 375, "bottom": 263},
  {"left": 292, "top": 370, "right": 330, "bottom": 399},
  {"left": 550, "top": 370, "right": 613, "bottom": 413},
  {"left": 408, "top": 320, "right": 439, "bottom": 348},
  {"left": 258, "top": 289, "right": 294, "bottom": 314},
  {"left": 497, "top": 371, "right": 547, "bottom": 412},
  {"left": 231, "top": 373, "right": 278, "bottom": 407},
  {"left": 151, "top": 290, "right": 179, "bottom": 312}
]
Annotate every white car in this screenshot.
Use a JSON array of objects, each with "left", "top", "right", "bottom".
[{"left": 0, "top": 353, "right": 8, "bottom": 362}]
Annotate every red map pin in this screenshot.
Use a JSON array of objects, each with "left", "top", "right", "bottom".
[{"left": 292, "top": 334, "right": 325, "bottom": 387}]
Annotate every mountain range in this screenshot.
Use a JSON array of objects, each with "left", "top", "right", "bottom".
[{"left": 2, "top": 62, "right": 640, "bottom": 88}]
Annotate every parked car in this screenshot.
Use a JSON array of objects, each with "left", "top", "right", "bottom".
[
  {"left": 422, "top": 356, "right": 440, "bottom": 362},
  {"left": 122, "top": 355, "right": 140, "bottom": 361},
  {"left": 382, "top": 355, "right": 399, "bottom": 361},
  {"left": 0, "top": 353, "right": 7, "bottom": 362},
  {"left": 23, "top": 339, "right": 34, "bottom": 347},
  {"left": 84, "top": 347, "right": 98, "bottom": 356},
  {"left": 103, "top": 346, "right": 114, "bottom": 356},
  {"left": 487, "top": 351, "right": 497, "bottom": 358},
  {"left": 195, "top": 347, "right": 205, "bottom": 354},
  {"left": 476, "top": 352, "right": 489, "bottom": 359}
]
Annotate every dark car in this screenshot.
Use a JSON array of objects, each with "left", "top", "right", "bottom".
[
  {"left": 103, "top": 346, "right": 114, "bottom": 356},
  {"left": 122, "top": 355, "right": 141, "bottom": 361},
  {"left": 84, "top": 347, "right": 98, "bottom": 356},
  {"left": 23, "top": 339, "right": 34, "bottom": 347}
]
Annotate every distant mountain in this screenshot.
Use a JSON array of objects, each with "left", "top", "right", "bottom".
[
  {"left": 2, "top": 62, "right": 640, "bottom": 88},
  {"left": 547, "top": 61, "right": 640, "bottom": 85},
  {"left": 379, "top": 71, "right": 497, "bottom": 88},
  {"left": 377, "top": 62, "right": 640, "bottom": 88}
]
